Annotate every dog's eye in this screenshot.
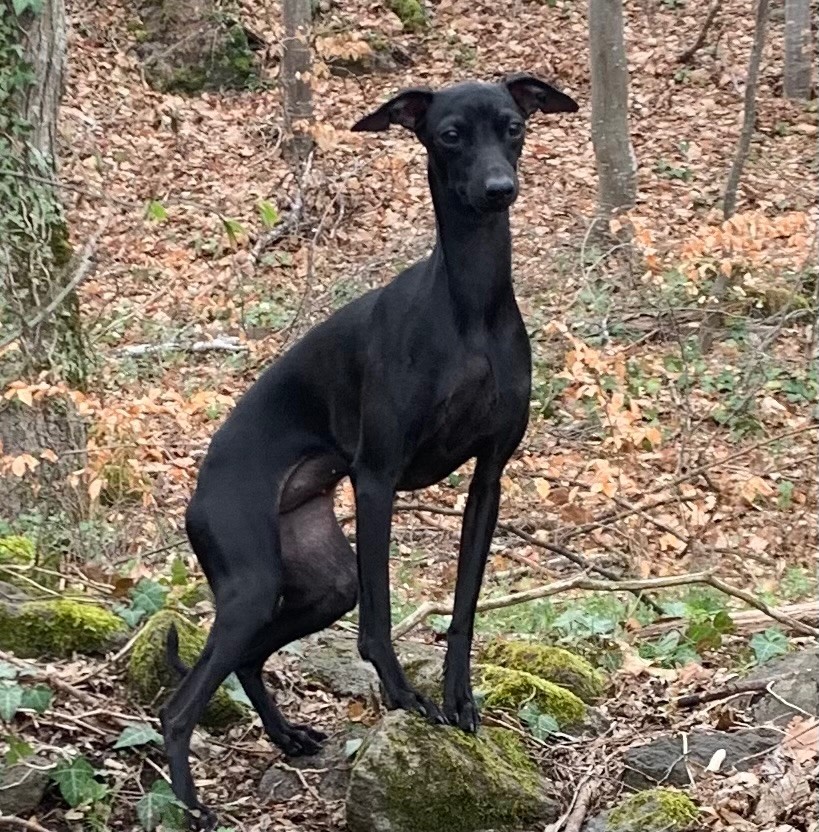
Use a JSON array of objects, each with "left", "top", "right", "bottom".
[
  {"left": 508, "top": 122, "right": 524, "bottom": 139},
  {"left": 440, "top": 129, "right": 460, "bottom": 145}
]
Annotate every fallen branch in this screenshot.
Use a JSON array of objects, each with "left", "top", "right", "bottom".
[
  {"left": 395, "top": 501, "right": 665, "bottom": 615},
  {"left": 392, "top": 570, "right": 715, "bottom": 639},
  {"left": 392, "top": 568, "right": 819, "bottom": 640},
  {"left": 676, "top": 669, "right": 809, "bottom": 708},
  {"left": 562, "top": 778, "right": 598, "bottom": 832},
  {"left": 118, "top": 336, "right": 248, "bottom": 357},
  {"left": 640, "top": 600, "right": 819, "bottom": 638},
  {"left": 678, "top": 0, "right": 723, "bottom": 62},
  {"left": 0, "top": 817, "right": 53, "bottom": 832}
]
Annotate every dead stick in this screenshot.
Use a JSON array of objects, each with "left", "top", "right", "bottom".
[
  {"left": 392, "top": 570, "right": 715, "bottom": 639},
  {"left": 563, "top": 778, "right": 598, "bottom": 832},
  {"left": 0, "top": 817, "right": 53, "bottom": 832},
  {"left": 676, "top": 671, "right": 807, "bottom": 708},
  {"left": 678, "top": 0, "right": 723, "bottom": 62}
]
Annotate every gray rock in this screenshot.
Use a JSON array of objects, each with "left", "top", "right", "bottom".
[
  {"left": 298, "top": 635, "right": 380, "bottom": 702},
  {"left": 622, "top": 728, "right": 780, "bottom": 789},
  {"left": 0, "top": 758, "right": 49, "bottom": 816},
  {"left": 258, "top": 725, "right": 368, "bottom": 803},
  {"left": 747, "top": 646, "right": 818, "bottom": 724},
  {"left": 581, "top": 813, "right": 609, "bottom": 832},
  {"left": 397, "top": 640, "right": 444, "bottom": 700},
  {"left": 346, "top": 711, "right": 557, "bottom": 832}
]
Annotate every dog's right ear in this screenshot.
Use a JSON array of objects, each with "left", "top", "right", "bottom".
[{"left": 351, "top": 88, "right": 434, "bottom": 132}]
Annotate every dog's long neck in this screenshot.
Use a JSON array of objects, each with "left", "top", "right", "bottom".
[{"left": 428, "top": 168, "right": 514, "bottom": 326}]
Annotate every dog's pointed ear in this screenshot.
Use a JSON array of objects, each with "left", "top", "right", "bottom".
[
  {"left": 351, "top": 88, "right": 434, "bottom": 132},
  {"left": 503, "top": 73, "right": 579, "bottom": 118}
]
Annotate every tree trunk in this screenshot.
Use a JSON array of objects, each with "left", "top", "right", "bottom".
[
  {"left": 0, "top": 0, "right": 89, "bottom": 388},
  {"left": 588, "top": 0, "right": 636, "bottom": 221},
  {"left": 723, "top": 0, "right": 770, "bottom": 220},
  {"left": 783, "top": 0, "right": 812, "bottom": 99},
  {"left": 281, "top": 0, "right": 314, "bottom": 162}
]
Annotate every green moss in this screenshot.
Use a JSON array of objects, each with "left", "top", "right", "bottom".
[
  {"left": 354, "top": 713, "right": 548, "bottom": 832},
  {"left": 0, "top": 599, "right": 125, "bottom": 658},
  {"left": 608, "top": 788, "right": 699, "bottom": 832},
  {"left": 127, "top": 609, "right": 246, "bottom": 730},
  {"left": 387, "top": 0, "right": 427, "bottom": 31},
  {"left": 175, "top": 580, "right": 213, "bottom": 608},
  {"left": 0, "top": 536, "right": 35, "bottom": 585},
  {"left": 478, "top": 664, "right": 586, "bottom": 728},
  {"left": 481, "top": 640, "right": 605, "bottom": 703}
]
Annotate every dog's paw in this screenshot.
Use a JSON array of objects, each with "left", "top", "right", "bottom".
[
  {"left": 278, "top": 722, "right": 326, "bottom": 757},
  {"left": 444, "top": 689, "right": 481, "bottom": 733},
  {"left": 388, "top": 687, "right": 447, "bottom": 725},
  {"left": 187, "top": 802, "right": 218, "bottom": 831}
]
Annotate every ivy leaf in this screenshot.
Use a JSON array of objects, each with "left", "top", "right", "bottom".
[
  {"left": 144, "top": 200, "right": 168, "bottom": 222},
  {"left": 51, "top": 757, "right": 107, "bottom": 808},
  {"left": 257, "top": 200, "right": 279, "bottom": 229},
  {"left": 114, "top": 603, "right": 146, "bottom": 629},
  {"left": 5, "top": 736, "right": 33, "bottom": 764},
  {"left": 114, "top": 722, "right": 163, "bottom": 750},
  {"left": 130, "top": 578, "right": 168, "bottom": 617},
  {"left": 136, "top": 780, "right": 185, "bottom": 831},
  {"left": 0, "top": 683, "right": 23, "bottom": 722},
  {"left": 223, "top": 674, "right": 251, "bottom": 708},
  {"left": 20, "top": 684, "right": 53, "bottom": 714},
  {"left": 0, "top": 661, "right": 19, "bottom": 680},
  {"left": 750, "top": 629, "right": 790, "bottom": 664}
]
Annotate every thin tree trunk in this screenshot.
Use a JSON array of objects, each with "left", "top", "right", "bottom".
[
  {"left": 783, "top": 0, "right": 812, "bottom": 99},
  {"left": 723, "top": 0, "right": 770, "bottom": 220},
  {"left": 281, "top": 0, "right": 314, "bottom": 162},
  {"left": 0, "top": 0, "right": 89, "bottom": 387},
  {"left": 588, "top": 0, "right": 636, "bottom": 221},
  {"left": 678, "top": 0, "right": 723, "bottom": 63}
]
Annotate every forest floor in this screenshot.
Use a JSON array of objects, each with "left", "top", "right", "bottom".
[{"left": 1, "top": 0, "right": 817, "bottom": 828}]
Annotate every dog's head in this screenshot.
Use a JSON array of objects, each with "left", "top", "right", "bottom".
[{"left": 352, "top": 74, "right": 578, "bottom": 214}]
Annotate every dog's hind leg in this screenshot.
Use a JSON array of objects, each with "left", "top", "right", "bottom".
[
  {"left": 234, "top": 492, "right": 357, "bottom": 757},
  {"left": 161, "top": 500, "right": 285, "bottom": 829}
]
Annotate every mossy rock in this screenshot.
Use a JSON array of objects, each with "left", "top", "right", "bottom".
[
  {"left": 480, "top": 640, "right": 605, "bottom": 703},
  {"left": 127, "top": 609, "right": 246, "bottom": 730},
  {"left": 387, "top": 0, "right": 427, "bottom": 31},
  {"left": 175, "top": 580, "right": 214, "bottom": 609},
  {"left": 608, "top": 788, "right": 698, "bottom": 832},
  {"left": 346, "top": 711, "right": 557, "bottom": 832},
  {"left": 0, "top": 596, "right": 126, "bottom": 658},
  {"left": 0, "top": 536, "right": 35, "bottom": 586},
  {"left": 477, "top": 664, "right": 586, "bottom": 729}
]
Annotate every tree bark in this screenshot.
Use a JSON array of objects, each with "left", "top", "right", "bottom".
[
  {"left": 0, "top": 0, "right": 89, "bottom": 388},
  {"left": 723, "top": 0, "right": 770, "bottom": 220},
  {"left": 588, "top": 0, "right": 636, "bottom": 220},
  {"left": 281, "top": 0, "right": 314, "bottom": 162},
  {"left": 783, "top": 0, "right": 812, "bottom": 99}
]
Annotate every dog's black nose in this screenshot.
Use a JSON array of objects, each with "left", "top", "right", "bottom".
[{"left": 484, "top": 177, "right": 516, "bottom": 201}]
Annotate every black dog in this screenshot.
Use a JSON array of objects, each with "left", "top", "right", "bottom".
[{"left": 161, "top": 73, "right": 578, "bottom": 828}]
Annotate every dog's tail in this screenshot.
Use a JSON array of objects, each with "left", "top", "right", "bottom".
[{"left": 166, "top": 624, "right": 191, "bottom": 679}]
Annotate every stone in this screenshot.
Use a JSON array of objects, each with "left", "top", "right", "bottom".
[
  {"left": 127, "top": 609, "right": 246, "bottom": 730},
  {"left": 346, "top": 711, "right": 557, "bottom": 832},
  {"left": 608, "top": 788, "right": 698, "bottom": 832},
  {"left": 298, "top": 634, "right": 380, "bottom": 703},
  {"left": 622, "top": 728, "right": 780, "bottom": 789},
  {"left": 258, "top": 724, "right": 368, "bottom": 803},
  {"left": 0, "top": 757, "right": 49, "bottom": 816},
  {"left": 480, "top": 639, "right": 606, "bottom": 703},
  {"left": 746, "top": 646, "right": 819, "bottom": 724},
  {"left": 0, "top": 583, "right": 126, "bottom": 659}
]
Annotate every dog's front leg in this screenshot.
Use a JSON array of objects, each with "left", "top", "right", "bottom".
[
  {"left": 353, "top": 469, "right": 445, "bottom": 723},
  {"left": 443, "top": 457, "right": 503, "bottom": 732}
]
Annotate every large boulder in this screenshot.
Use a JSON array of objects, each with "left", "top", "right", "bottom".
[
  {"left": 0, "top": 583, "right": 126, "bottom": 659},
  {"left": 298, "top": 634, "right": 380, "bottom": 703},
  {"left": 127, "top": 609, "right": 246, "bottom": 730},
  {"left": 346, "top": 711, "right": 557, "bottom": 832},
  {"left": 746, "top": 646, "right": 819, "bottom": 724},
  {"left": 0, "top": 756, "right": 49, "bottom": 816}
]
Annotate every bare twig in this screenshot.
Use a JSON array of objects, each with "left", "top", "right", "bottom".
[
  {"left": 394, "top": 502, "right": 664, "bottom": 614},
  {"left": 676, "top": 669, "right": 810, "bottom": 707},
  {"left": 563, "top": 778, "right": 598, "bottom": 832},
  {"left": 392, "top": 570, "right": 715, "bottom": 639},
  {"left": 0, "top": 817, "right": 53, "bottom": 832},
  {"left": 678, "top": 0, "right": 723, "bottom": 62},
  {"left": 118, "top": 336, "right": 248, "bottom": 357}
]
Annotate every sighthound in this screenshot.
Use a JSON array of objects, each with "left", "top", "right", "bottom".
[{"left": 160, "top": 73, "right": 579, "bottom": 828}]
